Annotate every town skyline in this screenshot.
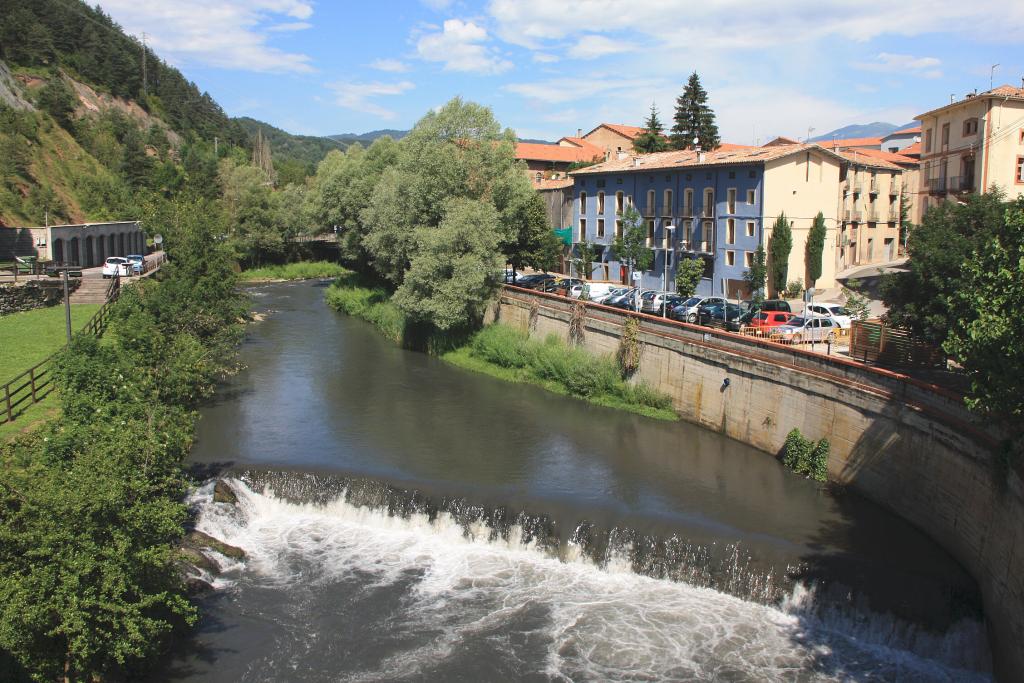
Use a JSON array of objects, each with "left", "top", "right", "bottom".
[{"left": 94, "top": 0, "right": 1024, "bottom": 143}]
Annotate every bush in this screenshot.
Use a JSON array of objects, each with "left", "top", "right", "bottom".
[
  {"left": 240, "top": 261, "right": 348, "bottom": 282},
  {"left": 785, "top": 279, "right": 804, "bottom": 299},
  {"left": 470, "top": 324, "right": 530, "bottom": 368},
  {"left": 782, "top": 428, "right": 829, "bottom": 481}
]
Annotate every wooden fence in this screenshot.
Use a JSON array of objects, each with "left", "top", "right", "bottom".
[
  {"left": 1, "top": 274, "right": 121, "bottom": 425},
  {"left": 849, "top": 319, "right": 946, "bottom": 367}
]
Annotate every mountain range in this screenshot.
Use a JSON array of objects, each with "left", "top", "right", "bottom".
[{"left": 809, "top": 122, "right": 918, "bottom": 142}]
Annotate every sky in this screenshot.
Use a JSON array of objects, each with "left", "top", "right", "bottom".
[{"left": 95, "top": 0, "right": 1024, "bottom": 143}]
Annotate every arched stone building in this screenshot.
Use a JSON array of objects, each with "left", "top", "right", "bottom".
[{"left": 0, "top": 221, "right": 146, "bottom": 267}]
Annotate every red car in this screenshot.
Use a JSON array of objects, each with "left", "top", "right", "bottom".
[{"left": 746, "top": 311, "right": 796, "bottom": 330}]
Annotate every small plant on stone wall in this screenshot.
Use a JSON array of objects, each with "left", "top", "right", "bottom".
[
  {"left": 528, "top": 299, "right": 540, "bottom": 334},
  {"left": 782, "top": 428, "right": 829, "bottom": 482},
  {"left": 617, "top": 317, "right": 641, "bottom": 378},
  {"left": 568, "top": 300, "right": 586, "bottom": 346}
]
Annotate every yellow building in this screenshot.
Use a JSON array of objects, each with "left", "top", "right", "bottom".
[
  {"left": 834, "top": 152, "right": 907, "bottom": 271},
  {"left": 916, "top": 85, "right": 1024, "bottom": 213}
]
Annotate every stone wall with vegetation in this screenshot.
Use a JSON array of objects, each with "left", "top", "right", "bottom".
[
  {"left": 496, "top": 287, "right": 1024, "bottom": 680},
  {"left": 0, "top": 279, "right": 77, "bottom": 315}
]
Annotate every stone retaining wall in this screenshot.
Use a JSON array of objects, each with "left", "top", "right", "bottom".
[
  {"left": 0, "top": 280, "right": 78, "bottom": 316},
  {"left": 495, "top": 286, "right": 1024, "bottom": 680}
]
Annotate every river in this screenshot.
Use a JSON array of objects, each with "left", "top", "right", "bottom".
[{"left": 160, "top": 280, "right": 992, "bottom": 682}]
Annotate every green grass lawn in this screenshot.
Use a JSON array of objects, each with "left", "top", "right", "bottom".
[{"left": 0, "top": 303, "right": 100, "bottom": 383}]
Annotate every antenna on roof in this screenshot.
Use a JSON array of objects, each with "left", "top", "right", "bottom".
[{"left": 990, "top": 63, "right": 1000, "bottom": 91}]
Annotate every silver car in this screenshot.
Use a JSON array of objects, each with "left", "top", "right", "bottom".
[{"left": 771, "top": 316, "right": 839, "bottom": 343}]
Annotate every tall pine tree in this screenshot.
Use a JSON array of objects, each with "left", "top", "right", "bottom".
[
  {"left": 768, "top": 213, "right": 793, "bottom": 296},
  {"left": 671, "top": 72, "right": 720, "bottom": 151},
  {"left": 633, "top": 103, "right": 668, "bottom": 154}
]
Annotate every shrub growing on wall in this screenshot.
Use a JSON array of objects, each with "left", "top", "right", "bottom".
[
  {"left": 616, "top": 317, "right": 641, "bottom": 377},
  {"left": 782, "top": 428, "right": 829, "bottom": 482}
]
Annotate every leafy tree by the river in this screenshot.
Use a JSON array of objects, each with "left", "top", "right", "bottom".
[
  {"left": 612, "top": 205, "right": 654, "bottom": 285},
  {"left": 675, "top": 257, "right": 705, "bottom": 297},
  {"left": 744, "top": 244, "right": 767, "bottom": 301}
]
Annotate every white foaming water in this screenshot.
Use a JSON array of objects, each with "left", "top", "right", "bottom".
[{"left": 189, "top": 480, "right": 991, "bottom": 682}]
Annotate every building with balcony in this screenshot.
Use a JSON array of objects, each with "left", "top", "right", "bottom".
[
  {"left": 834, "top": 153, "right": 907, "bottom": 271},
  {"left": 880, "top": 125, "right": 921, "bottom": 153},
  {"left": 916, "top": 85, "right": 1024, "bottom": 215},
  {"left": 515, "top": 140, "right": 604, "bottom": 183},
  {"left": 569, "top": 144, "right": 846, "bottom": 297}
]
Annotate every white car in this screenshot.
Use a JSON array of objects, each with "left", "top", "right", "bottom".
[
  {"left": 575, "top": 282, "right": 616, "bottom": 301},
  {"left": 670, "top": 296, "right": 728, "bottom": 323},
  {"left": 102, "top": 257, "right": 128, "bottom": 279},
  {"left": 771, "top": 316, "right": 839, "bottom": 343},
  {"left": 805, "top": 303, "right": 853, "bottom": 329},
  {"left": 592, "top": 286, "right": 630, "bottom": 304}
]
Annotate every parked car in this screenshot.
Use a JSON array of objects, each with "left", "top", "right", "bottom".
[
  {"left": 543, "top": 277, "right": 583, "bottom": 295},
  {"left": 640, "top": 291, "right": 678, "bottom": 314},
  {"left": 510, "top": 273, "right": 556, "bottom": 289},
  {"left": 592, "top": 286, "right": 630, "bottom": 305},
  {"left": 696, "top": 302, "right": 743, "bottom": 326},
  {"left": 575, "top": 282, "right": 616, "bottom": 301},
  {"left": 669, "top": 296, "right": 728, "bottom": 323},
  {"left": 603, "top": 287, "right": 639, "bottom": 309},
  {"left": 746, "top": 310, "right": 796, "bottom": 330},
  {"left": 770, "top": 316, "right": 839, "bottom": 343},
  {"left": 126, "top": 254, "right": 145, "bottom": 275},
  {"left": 805, "top": 303, "right": 853, "bottom": 329},
  {"left": 102, "top": 257, "right": 129, "bottom": 279},
  {"left": 742, "top": 299, "right": 792, "bottom": 314}
]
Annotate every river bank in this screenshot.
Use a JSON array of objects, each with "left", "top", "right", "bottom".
[{"left": 323, "top": 272, "right": 677, "bottom": 420}]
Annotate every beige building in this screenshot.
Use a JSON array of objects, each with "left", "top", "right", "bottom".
[
  {"left": 0, "top": 221, "right": 146, "bottom": 267},
  {"left": 834, "top": 152, "right": 906, "bottom": 271},
  {"left": 916, "top": 85, "right": 1024, "bottom": 213},
  {"left": 576, "top": 123, "right": 646, "bottom": 158}
]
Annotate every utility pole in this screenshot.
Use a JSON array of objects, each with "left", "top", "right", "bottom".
[
  {"left": 61, "top": 268, "right": 72, "bottom": 344},
  {"left": 141, "top": 32, "right": 147, "bottom": 98},
  {"left": 990, "top": 64, "right": 999, "bottom": 91}
]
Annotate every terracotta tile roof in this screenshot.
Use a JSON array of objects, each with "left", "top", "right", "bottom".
[
  {"left": 557, "top": 136, "right": 605, "bottom": 157},
  {"left": 764, "top": 136, "right": 801, "bottom": 146},
  {"left": 817, "top": 136, "right": 883, "bottom": 149},
  {"left": 888, "top": 125, "right": 921, "bottom": 136},
  {"left": 532, "top": 178, "right": 574, "bottom": 190},
  {"left": 917, "top": 85, "right": 1024, "bottom": 119},
  {"left": 570, "top": 143, "right": 846, "bottom": 175},
  {"left": 599, "top": 123, "right": 646, "bottom": 139},
  {"left": 717, "top": 142, "right": 757, "bottom": 151},
  {"left": 900, "top": 141, "right": 921, "bottom": 157},
  {"left": 836, "top": 150, "right": 904, "bottom": 171},
  {"left": 515, "top": 142, "right": 602, "bottom": 164},
  {"left": 846, "top": 148, "right": 918, "bottom": 167}
]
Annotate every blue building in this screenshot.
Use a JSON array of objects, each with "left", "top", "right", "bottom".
[{"left": 569, "top": 143, "right": 846, "bottom": 297}]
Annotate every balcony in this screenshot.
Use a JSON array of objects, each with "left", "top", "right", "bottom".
[
  {"left": 846, "top": 178, "right": 862, "bottom": 194},
  {"left": 889, "top": 179, "right": 900, "bottom": 195},
  {"left": 869, "top": 179, "right": 879, "bottom": 195},
  {"left": 681, "top": 206, "right": 693, "bottom": 217},
  {"left": 844, "top": 210, "right": 863, "bottom": 223},
  {"left": 926, "top": 176, "right": 948, "bottom": 195},
  {"left": 866, "top": 209, "right": 879, "bottom": 222},
  {"left": 927, "top": 175, "right": 973, "bottom": 195},
  {"left": 955, "top": 175, "right": 974, "bottom": 193},
  {"left": 888, "top": 208, "right": 899, "bottom": 222}
]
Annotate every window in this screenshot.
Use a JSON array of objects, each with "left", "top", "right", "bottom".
[
  {"left": 647, "top": 189, "right": 656, "bottom": 216},
  {"left": 682, "top": 219, "right": 692, "bottom": 245},
  {"left": 1017, "top": 156, "right": 1024, "bottom": 184},
  {"left": 579, "top": 218, "right": 587, "bottom": 240},
  {"left": 597, "top": 218, "right": 605, "bottom": 238},
  {"left": 726, "top": 218, "right": 735, "bottom": 244},
  {"left": 615, "top": 191, "right": 624, "bottom": 214},
  {"left": 702, "top": 220, "right": 713, "bottom": 245},
  {"left": 726, "top": 250, "right": 735, "bottom": 267},
  {"left": 646, "top": 220, "right": 655, "bottom": 245},
  {"left": 615, "top": 219, "right": 623, "bottom": 239},
  {"left": 746, "top": 221, "right": 755, "bottom": 238},
  {"left": 727, "top": 188, "right": 736, "bottom": 214},
  {"left": 597, "top": 191, "right": 605, "bottom": 213},
  {"left": 580, "top": 191, "right": 587, "bottom": 213},
  {"left": 746, "top": 189, "right": 755, "bottom": 205},
  {"left": 963, "top": 118, "right": 978, "bottom": 136},
  {"left": 744, "top": 251, "right": 753, "bottom": 268},
  {"left": 667, "top": 249, "right": 673, "bottom": 267},
  {"left": 728, "top": 171, "right": 736, "bottom": 179},
  {"left": 663, "top": 189, "right": 673, "bottom": 216},
  {"left": 1020, "top": 130, "right": 1024, "bottom": 144},
  {"left": 617, "top": 178, "right": 623, "bottom": 185},
  {"left": 749, "top": 170, "right": 756, "bottom": 178},
  {"left": 596, "top": 179, "right": 606, "bottom": 188},
  {"left": 941, "top": 123, "right": 950, "bottom": 147},
  {"left": 534, "top": 172, "right": 542, "bottom": 183},
  {"left": 703, "top": 188, "right": 714, "bottom": 217},
  {"left": 924, "top": 129, "right": 932, "bottom": 153},
  {"left": 683, "top": 189, "right": 694, "bottom": 216}
]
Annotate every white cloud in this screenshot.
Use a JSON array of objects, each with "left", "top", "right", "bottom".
[
  {"left": 327, "top": 80, "right": 415, "bottom": 119},
  {"left": 420, "top": 0, "right": 453, "bottom": 9},
  {"left": 416, "top": 19, "right": 513, "bottom": 74},
  {"left": 370, "top": 58, "right": 411, "bottom": 73},
  {"left": 855, "top": 52, "right": 943, "bottom": 79},
  {"left": 532, "top": 52, "right": 559, "bottom": 64},
  {"left": 96, "top": 0, "right": 315, "bottom": 73},
  {"left": 567, "top": 35, "right": 633, "bottom": 60},
  {"left": 504, "top": 75, "right": 664, "bottom": 105}
]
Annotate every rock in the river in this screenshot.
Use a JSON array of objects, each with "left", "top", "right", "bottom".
[
  {"left": 185, "top": 530, "right": 246, "bottom": 560},
  {"left": 185, "top": 577, "right": 214, "bottom": 595},
  {"left": 177, "top": 546, "right": 220, "bottom": 575},
  {"left": 213, "top": 479, "right": 238, "bottom": 505}
]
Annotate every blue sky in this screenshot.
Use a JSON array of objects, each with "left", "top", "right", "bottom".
[{"left": 97, "top": 0, "right": 1024, "bottom": 143}]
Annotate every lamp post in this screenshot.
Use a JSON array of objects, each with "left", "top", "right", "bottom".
[{"left": 663, "top": 225, "right": 674, "bottom": 317}]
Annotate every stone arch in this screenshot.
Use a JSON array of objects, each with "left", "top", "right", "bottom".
[
  {"left": 53, "top": 238, "right": 64, "bottom": 264},
  {"left": 68, "top": 237, "right": 80, "bottom": 266},
  {"left": 96, "top": 234, "right": 105, "bottom": 262},
  {"left": 85, "top": 235, "right": 94, "bottom": 266},
  {"left": 108, "top": 234, "right": 116, "bottom": 257}
]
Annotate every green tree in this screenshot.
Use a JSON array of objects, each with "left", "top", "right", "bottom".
[
  {"left": 841, "top": 279, "right": 871, "bottom": 322},
  {"left": 898, "top": 185, "right": 913, "bottom": 253},
  {"left": 805, "top": 211, "right": 827, "bottom": 286},
  {"left": 36, "top": 75, "right": 76, "bottom": 130},
  {"left": 633, "top": 103, "right": 668, "bottom": 154},
  {"left": 612, "top": 205, "right": 654, "bottom": 284},
  {"left": 674, "top": 257, "right": 705, "bottom": 297},
  {"left": 573, "top": 240, "right": 597, "bottom": 280},
  {"left": 943, "top": 196, "right": 1024, "bottom": 419},
  {"left": 743, "top": 244, "right": 767, "bottom": 301},
  {"left": 391, "top": 198, "right": 503, "bottom": 330},
  {"left": 881, "top": 191, "right": 1005, "bottom": 346},
  {"left": 768, "top": 213, "right": 793, "bottom": 296},
  {"left": 670, "top": 72, "right": 720, "bottom": 151}
]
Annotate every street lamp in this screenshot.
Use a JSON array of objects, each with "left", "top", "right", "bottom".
[{"left": 663, "top": 225, "right": 674, "bottom": 317}]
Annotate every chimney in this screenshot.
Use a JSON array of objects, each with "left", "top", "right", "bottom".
[
  {"left": 617, "top": 150, "right": 628, "bottom": 161},
  {"left": 698, "top": 151, "right": 706, "bottom": 163},
  {"left": 577, "top": 128, "right": 582, "bottom": 138},
  {"left": 632, "top": 156, "right": 641, "bottom": 167}
]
